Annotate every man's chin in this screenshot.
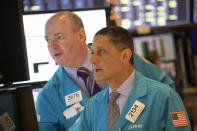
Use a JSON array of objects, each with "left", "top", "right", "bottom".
[{"left": 95, "top": 76, "right": 106, "bottom": 83}]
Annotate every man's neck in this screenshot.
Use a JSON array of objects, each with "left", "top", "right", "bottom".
[
  {"left": 73, "top": 46, "right": 88, "bottom": 67},
  {"left": 109, "top": 65, "right": 134, "bottom": 91}
]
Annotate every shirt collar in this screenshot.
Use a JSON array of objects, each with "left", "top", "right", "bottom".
[
  {"left": 109, "top": 70, "right": 135, "bottom": 97},
  {"left": 80, "top": 47, "right": 92, "bottom": 71}
]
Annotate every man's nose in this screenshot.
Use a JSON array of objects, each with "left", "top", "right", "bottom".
[
  {"left": 90, "top": 54, "right": 98, "bottom": 65},
  {"left": 48, "top": 39, "right": 58, "bottom": 48}
]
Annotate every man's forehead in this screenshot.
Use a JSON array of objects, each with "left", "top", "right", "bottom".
[
  {"left": 92, "top": 39, "right": 114, "bottom": 50},
  {"left": 93, "top": 35, "right": 109, "bottom": 42},
  {"left": 46, "top": 14, "right": 69, "bottom": 26}
]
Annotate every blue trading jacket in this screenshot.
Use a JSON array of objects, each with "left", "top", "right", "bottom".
[
  {"left": 36, "top": 66, "right": 89, "bottom": 131},
  {"left": 69, "top": 70, "right": 191, "bottom": 131}
]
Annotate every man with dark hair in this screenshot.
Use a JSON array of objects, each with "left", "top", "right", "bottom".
[{"left": 69, "top": 26, "right": 191, "bottom": 131}]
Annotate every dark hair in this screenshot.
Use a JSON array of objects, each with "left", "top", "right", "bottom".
[
  {"left": 146, "top": 50, "right": 160, "bottom": 64},
  {"left": 94, "top": 26, "right": 134, "bottom": 64}
]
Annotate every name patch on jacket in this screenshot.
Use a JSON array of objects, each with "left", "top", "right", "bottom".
[
  {"left": 125, "top": 100, "right": 145, "bottom": 123},
  {"left": 128, "top": 124, "right": 143, "bottom": 130},
  {"left": 65, "top": 91, "right": 82, "bottom": 106},
  {"left": 170, "top": 112, "right": 188, "bottom": 127},
  {"left": 63, "top": 103, "right": 84, "bottom": 119}
]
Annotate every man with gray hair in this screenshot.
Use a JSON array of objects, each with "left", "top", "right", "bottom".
[{"left": 36, "top": 11, "right": 100, "bottom": 130}]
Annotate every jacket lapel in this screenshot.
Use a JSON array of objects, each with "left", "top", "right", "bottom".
[
  {"left": 55, "top": 66, "right": 89, "bottom": 105},
  {"left": 56, "top": 66, "right": 81, "bottom": 93},
  {"left": 115, "top": 71, "right": 148, "bottom": 130}
]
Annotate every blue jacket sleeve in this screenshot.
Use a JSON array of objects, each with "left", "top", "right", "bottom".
[
  {"left": 36, "top": 90, "right": 64, "bottom": 131},
  {"left": 160, "top": 89, "right": 192, "bottom": 131}
]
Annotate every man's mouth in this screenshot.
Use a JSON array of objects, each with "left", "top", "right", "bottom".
[
  {"left": 95, "top": 69, "right": 102, "bottom": 72},
  {"left": 54, "top": 53, "right": 62, "bottom": 57}
]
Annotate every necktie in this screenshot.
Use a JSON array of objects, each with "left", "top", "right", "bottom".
[
  {"left": 77, "top": 67, "right": 101, "bottom": 97},
  {"left": 107, "top": 91, "right": 120, "bottom": 131}
]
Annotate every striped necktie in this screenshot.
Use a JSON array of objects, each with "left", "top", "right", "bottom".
[
  {"left": 107, "top": 91, "right": 120, "bottom": 131},
  {"left": 77, "top": 67, "right": 101, "bottom": 97}
]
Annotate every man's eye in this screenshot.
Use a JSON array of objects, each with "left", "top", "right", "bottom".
[
  {"left": 97, "top": 49, "right": 104, "bottom": 55},
  {"left": 45, "top": 38, "right": 50, "bottom": 44},
  {"left": 57, "top": 35, "right": 64, "bottom": 41}
]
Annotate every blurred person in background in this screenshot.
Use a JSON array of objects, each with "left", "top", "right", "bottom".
[{"left": 146, "top": 50, "right": 184, "bottom": 99}]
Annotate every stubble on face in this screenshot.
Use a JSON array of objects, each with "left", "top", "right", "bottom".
[{"left": 91, "top": 35, "right": 125, "bottom": 86}]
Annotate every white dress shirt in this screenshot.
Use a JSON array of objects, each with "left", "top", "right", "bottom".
[{"left": 109, "top": 70, "right": 135, "bottom": 113}]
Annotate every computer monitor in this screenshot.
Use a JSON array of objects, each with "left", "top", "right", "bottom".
[
  {"left": 0, "top": 0, "right": 29, "bottom": 85},
  {"left": 0, "top": 86, "right": 38, "bottom": 131},
  {"left": 194, "top": 0, "right": 197, "bottom": 23},
  {"left": 32, "top": 88, "right": 41, "bottom": 105},
  {"left": 114, "top": 0, "right": 190, "bottom": 30},
  {"left": 22, "top": 8, "right": 108, "bottom": 83},
  {"left": 133, "top": 33, "right": 176, "bottom": 77},
  {"left": 23, "top": 0, "right": 109, "bottom": 12}
]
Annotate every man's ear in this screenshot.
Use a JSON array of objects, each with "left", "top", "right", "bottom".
[
  {"left": 78, "top": 28, "right": 86, "bottom": 41},
  {"left": 121, "top": 48, "right": 132, "bottom": 63}
]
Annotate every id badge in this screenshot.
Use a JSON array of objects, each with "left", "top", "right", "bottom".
[
  {"left": 125, "top": 100, "right": 145, "bottom": 123},
  {"left": 65, "top": 90, "right": 83, "bottom": 106},
  {"left": 63, "top": 103, "right": 84, "bottom": 119}
]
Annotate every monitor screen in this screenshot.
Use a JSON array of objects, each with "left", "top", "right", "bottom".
[
  {"left": 23, "top": 0, "right": 109, "bottom": 12},
  {"left": 133, "top": 33, "right": 176, "bottom": 77},
  {"left": 114, "top": 0, "right": 190, "bottom": 30},
  {"left": 0, "top": 91, "right": 16, "bottom": 130},
  {"left": 134, "top": 33, "right": 176, "bottom": 61},
  {"left": 0, "top": 0, "right": 29, "bottom": 85},
  {"left": 22, "top": 8, "right": 108, "bottom": 83},
  {"left": 0, "top": 86, "right": 38, "bottom": 130},
  {"left": 194, "top": 0, "right": 197, "bottom": 23},
  {"left": 32, "top": 88, "right": 41, "bottom": 105}
]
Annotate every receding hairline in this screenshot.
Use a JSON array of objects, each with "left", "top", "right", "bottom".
[{"left": 46, "top": 11, "right": 84, "bottom": 32}]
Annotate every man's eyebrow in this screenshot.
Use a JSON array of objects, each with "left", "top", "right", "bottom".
[
  {"left": 45, "top": 33, "right": 64, "bottom": 39},
  {"left": 94, "top": 46, "right": 103, "bottom": 49},
  {"left": 54, "top": 33, "right": 64, "bottom": 36},
  {"left": 91, "top": 46, "right": 102, "bottom": 51}
]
